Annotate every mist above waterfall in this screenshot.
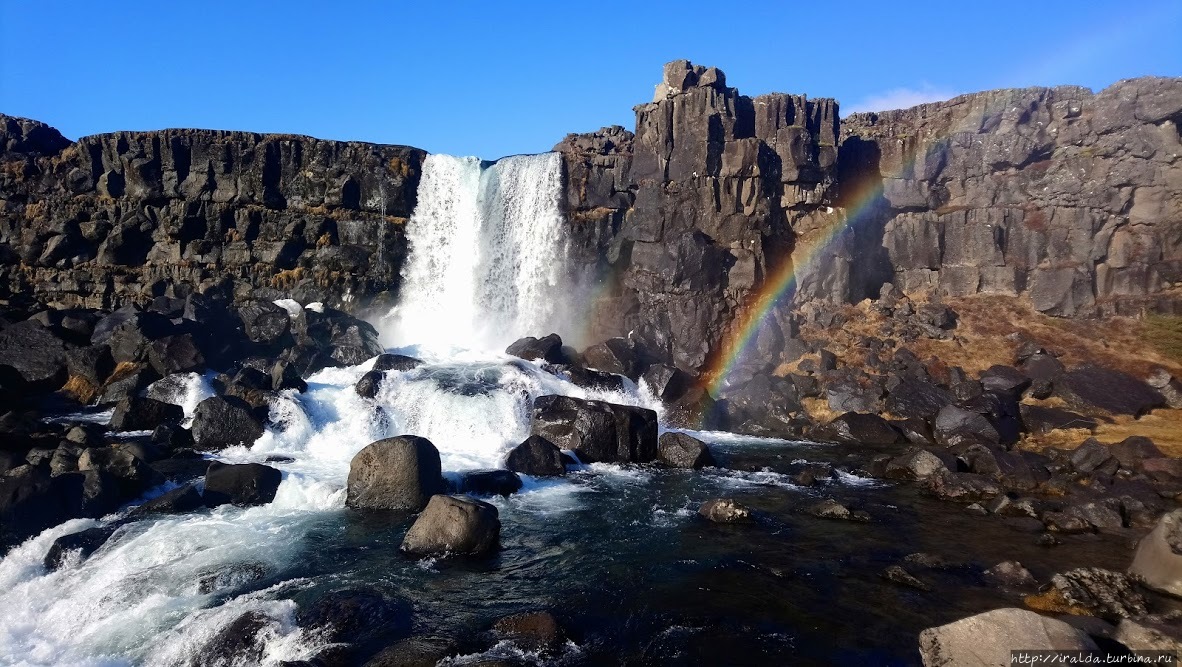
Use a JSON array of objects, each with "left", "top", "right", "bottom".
[{"left": 382, "top": 152, "right": 585, "bottom": 353}]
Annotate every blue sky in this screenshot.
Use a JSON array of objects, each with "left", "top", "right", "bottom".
[{"left": 2, "top": 1, "right": 1180, "bottom": 159}]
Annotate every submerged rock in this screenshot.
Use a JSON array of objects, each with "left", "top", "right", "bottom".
[
  {"left": 43, "top": 525, "right": 118, "bottom": 570},
  {"left": 698, "top": 498, "right": 751, "bottom": 523},
  {"left": 401, "top": 495, "right": 500, "bottom": 557},
  {"left": 132, "top": 483, "right": 204, "bottom": 516},
  {"left": 346, "top": 436, "right": 446, "bottom": 512},
  {"left": 492, "top": 610, "right": 568, "bottom": 654},
  {"left": 459, "top": 470, "right": 523, "bottom": 497},
  {"left": 297, "top": 588, "right": 411, "bottom": 644},
  {"left": 881, "top": 565, "right": 929, "bottom": 591}
]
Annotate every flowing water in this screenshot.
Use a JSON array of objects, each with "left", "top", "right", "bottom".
[{"left": 0, "top": 153, "right": 1137, "bottom": 666}]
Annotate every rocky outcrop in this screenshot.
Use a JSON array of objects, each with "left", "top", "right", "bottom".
[{"left": 0, "top": 118, "right": 424, "bottom": 313}]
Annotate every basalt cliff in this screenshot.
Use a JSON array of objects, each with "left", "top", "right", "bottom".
[{"left": 2, "top": 61, "right": 1181, "bottom": 380}]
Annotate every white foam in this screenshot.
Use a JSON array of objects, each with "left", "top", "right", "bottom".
[{"left": 272, "top": 299, "right": 303, "bottom": 318}]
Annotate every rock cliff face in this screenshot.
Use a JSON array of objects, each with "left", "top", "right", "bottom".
[
  {"left": 840, "top": 79, "right": 1182, "bottom": 318},
  {"left": 0, "top": 116, "right": 424, "bottom": 313},
  {"left": 556, "top": 63, "right": 1182, "bottom": 377}
]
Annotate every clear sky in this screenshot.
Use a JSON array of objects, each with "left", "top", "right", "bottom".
[{"left": 2, "top": 1, "right": 1180, "bottom": 159}]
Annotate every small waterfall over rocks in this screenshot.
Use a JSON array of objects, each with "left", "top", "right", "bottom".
[{"left": 384, "top": 152, "right": 574, "bottom": 352}]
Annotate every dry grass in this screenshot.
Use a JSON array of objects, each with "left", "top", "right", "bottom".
[
  {"left": 1018, "top": 408, "right": 1182, "bottom": 457},
  {"left": 802, "top": 396, "right": 841, "bottom": 423},
  {"left": 1143, "top": 315, "right": 1182, "bottom": 365},
  {"left": 60, "top": 375, "right": 100, "bottom": 405}
]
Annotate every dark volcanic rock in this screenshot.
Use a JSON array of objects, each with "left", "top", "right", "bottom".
[
  {"left": 43, "top": 525, "right": 118, "bottom": 570},
  {"left": 459, "top": 470, "right": 523, "bottom": 497},
  {"left": 506, "top": 334, "right": 566, "bottom": 364},
  {"left": 818, "top": 412, "right": 901, "bottom": 445},
  {"left": 0, "top": 466, "right": 84, "bottom": 547},
  {"left": 1055, "top": 366, "right": 1165, "bottom": 417},
  {"left": 657, "top": 432, "right": 716, "bottom": 469},
  {"left": 355, "top": 370, "right": 385, "bottom": 398},
  {"left": 203, "top": 462, "right": 282, "bottom": 507},
  {"left": 1019, "top": 404, "right": 1097, "bottom": 434},
  {"left": 133, "top": 483, "right": 204, "bottom": 515},
  {"left": 372, "top": 354, "right": 423, "bottom": 372},
  {"left": 108, "top": 395, "right": 183, "bottom": 432},
  {"left": 401, "top": 494, "right": 500, "bottom": 557},
  {"left": 298, "top": 589, "right": 411, "bottom": 645},
  {"left": 530, "top": 395, "right": 658, "bottom": 464},
  {"left": 505, "top": 435, "right": 567, "bottom": 477},
  {"left": 884, "top": 377, "right": 953, "bottom": 420},
  {"left": 191, "top": 396, "right": 265, "bottom": 450},
  {"left": 346, "top": 436, "right": 445, "bottom": 511},
  {"left": 0, "top": 320, "right": 67, "bottom": 388}
]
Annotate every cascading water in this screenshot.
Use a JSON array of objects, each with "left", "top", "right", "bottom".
[{"left": 384, "top": 152, "right": 573, "bottom": 352}]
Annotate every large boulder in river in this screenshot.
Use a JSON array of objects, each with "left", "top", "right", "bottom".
[
  {"left": 346, "top": 436, "right": 446, "bottom": 511},
  {"left": 0, "top": 466, "right": 84, "bottom": 547},
  {"left": 459, "top": 470, "right": 523, "bottom": 497},
  {"left": 191, "top": 396, "right": 265, "bottom": 450},
  {"left": 506, "top": 334, "right": 566, "bottom": 364},
  {"left": 203, "top": 462, "right": 282, "bottom": 507},
  {"left": 918, "top": 608, "right": 1096, "bottom": 665},
  {"left": 401, "top": 494, "right": 500, "bottom": 557},
  {"left": 1055, "top": 365, "right": 1165, "bottom": 417},
  {"left": 657, "top": 432, "right": 716, "bottom": 469},
  {"left": 371, "top": 354, "right": 423, "bottom": 372},
  {"left": 1129, "top": 508, "right": 1182, "bottom": 597},
  {"left": 530, "top": 395, "right": 658, "bottom": 464},
  {"left": 505, "top": 435, "right": 567, "bottom": 477}
]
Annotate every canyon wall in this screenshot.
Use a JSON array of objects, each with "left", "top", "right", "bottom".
[{"left": 0, "top": 116, "right": 424, "bottom": 312}]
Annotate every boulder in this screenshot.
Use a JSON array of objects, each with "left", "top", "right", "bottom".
[
  {"left": 203, "top": 462, "right": 282, "bottom": 507},
  {"left": 0, "top": 320, "right": 68, "bottom": 389},
  {"left": 1019, "top": 404, "right": 1097, "bottom": 434},
  {"left": 807, "top": 499, "right": 870, "bottom": 522},
  {"left": 883, "top": 449, "right": 949, "bottom": 480},
  {"left": 504, "top": 435, "right": 567, "bottom": 477},
  {"left": 355, "top": 370, "right": 384, "bottom": 398},
  {"left": 147, "top": 334, "right": 205, "bottom": 376},
  {"left": 401, "top": 494, "right": 500, "bottom": 557},
  {"left": 43, "top": 525, "right": 118, "bottom": 570},
  {"left": 458, "top": 470, "right": 523, "bottom": 497},
  {"left": 364, "top": 636, "right": 458, "bottom": 667},
  {"left": 1069, "top": 438, "right": 1114, "bottom": 473},
  {"left": 346, "top": 436, "right": 446, "bottom": 511},
  {"left": 492, "top": 611, "right": 567, "bottom": 654},
  {"left": 297, "top": 589, "right": 411, "bottom": 645},
  {"left": 108, "top": 395, "right": 183, "bottom": 432},
  {"left": 132, "top": 483, "right": 204, "bottom": 515},
  {"left": 505, "top": 334, "right": 565, "bottom": 364},
  {"left": 1026, "top": 568, "right": 1147, "bottom": 619},
  {"left": 818, "top": 412, "right": 901, "bottom": 445},
  {"left": 77, "top": 446, "right": 163, "bottom": 499},
  {"left": 1114, "top": 619, "right": 1182, "bottom": 653},
  {"left": 1055, "top": 365, "right": 1165, "bottom": 417},
  {"left": 1109, "top": 436, "right": 1165, "bottom": 472},
  {"left": 0, "top": 466, "right": 84, "bottom": 547},
  {"left": 530, "top": 395, "right": 658, "bottom": 464},
  {"left": 581, "top": 338, "right": 638, "bottom": 377},
  {"left": 371, "top": 354, "right": 423, "bottom": 372},
  {"left": 983, "top": 561, "right": 1037, "bottom": 589},
  {"left": 918, "top": 608, "right": 1096, "bottom": 666},
  {"left": 1148, "top": 369, "right": 1182, "bottom": 409},
  {"left": 191, "top": 396, "right": 265, "bottom": 450},
  {"left": 720, "top": 375, "right": 807, "bottom": 437},
  {"left": 657, "top": 432, "right": 716, "bottom": 469},
  {"left": 196, "top": 611, "right": 276, "bottom": 667},
  {"left": 978, "top": 365, "right": 1031, "bottom": 397},
  {"left": 1129, "top": 508, "right": 1182, "bottom": 597},
  {"left": 237, "top": 300, "right": 291, "bottom": 347},
  {"left": 98, "top": 362, "right": 160, "bottom": 405},
  {"left": 698, "top": 498, "right": 752, "bottom": 523},
  {"left": 884, "top": 377, "right": 954, "bottom": 420},
  {"left": 933, "top": 404, "right": 999, "bottom": 447},
  {"left": 640, "top": 364, "right": 692, "bottom": 402}
]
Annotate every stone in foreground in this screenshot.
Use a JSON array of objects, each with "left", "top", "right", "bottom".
[
  {"left": 401, "top": 494, "right": 500, "bottom": 557},
  {"left": 505, "top": 435, "right": 567, "bottom": 477},
  {"left": 347, "top": 436, "right": 446, "bottom": 511},
  {"left": 203, "top": 462, "right": 282, "bottom": 507},
  {"left": 530, "top": 395, "right": 658, "bottom": 463},
  {"left": 918, "top": 608, "right": 1097, "bottom": 666},
  {"left": 1129, "top": 508, "right": 1182, "bottom": 597}
]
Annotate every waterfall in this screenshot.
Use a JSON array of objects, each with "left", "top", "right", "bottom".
[{"left": 384, "top": 152, "right": 572, "bottom": 351}]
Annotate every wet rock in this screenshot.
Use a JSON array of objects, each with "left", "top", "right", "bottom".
[
  {"left": 196, "top": 562, "right": 268, "bottom": 595},
  {"left": 1019, "top": 404, "right": 1097, "bottom": 434},
  {"left": 197, "top": 611, "right": 277, "bottom": 667},
  {"left": 203, "top": 462, "right": 282, "bottom": 507},
  {"left": 1026, "top": 568, "right": 1147, "bottom": 620},
  {"left": 355, "top": 370, "right": 384, "bottom": 398},
  {"left": 191, "top": 396, "right": 265, "bottom": 450},
  {"left": 43, "top": 525, "right": 118, "bottom": 570},
  {"left": 504, "top": 435, "right": 566, "bottom": 477},
  {"left": 530, "top": 395, "right": 658, "bottom": 464},
  {"left": 298, "top": 588, "right": 411, "bottom": 644},
  {"left": 640, "top": 364, "right": 692, "bottom": 402},
  {"left": 77, "top": 446, "right": 163, "bottom": 499},
  {"left": 884, "top": 377, "right": 953, "bottom": 420},
  {"left": 656, "top": 432, "right": 716, "bottom": 469},
  {"left": 1055, "top": 365, "right": 1165, "bottom": 417},
  {"left": 492, "top": 611, "right": 567, "bottom": 654},
  {"left": 371, "top": 354, "right": 423, "bottom": 372},
  {"left": 818, "top": 412, "right": 901, "bottom": 445},
  {"left": 152, "top": 423, "right": 195, "bottom": 451},
  {"left": 108, "top": 395, "right": 184, "bottom": 432},
  {"left": 132, "top": 483, "right": 204, "bottom": 515},
  {"left": 806, "top": 498, "right": 870, "bottom": 522},
  {"left": 883, "top": 449, "right": 948, "bottom": 480},
  {"left": 699, "top": 498, "right": 752, "bottom": 523},
  {"left": 986, "top": 495, "right": 1040, "bottom": 518},
  {"left": 506, "top": 334, "right": 566, "bottom": 364},
  {"left": 147, "top": 334, "right": 205, "bottom": 376},
  {"left": 788, "top": 463, "right": 833, "bottom": 486},
  {"left": 365, "top": 636, "right": 458, "bottom": 667},
  {"left": 401, "top": 494, "right": 501, "bottom": 557},
  {"left": 918, "top": 608, "right": 1097, "bottom": 665},
  {"left": 1129, "top": 509, "right": 1182, "bottom": 597},
  {"left": 459, "top": 470, "right": 523, "bottom": 497},
  {"left": 984, "top": 561, "right": 1037, "bottom": 589},
  {"left": 561, "top": 365, "right": 626, "bottom": 393},
  {"left": 881, "top": 565, "right": 930, "bottom": 591},
  {"left": 581, "top": 338, "right": 638, "bottom": 377},
  {"left": 238, "top": 300, "right": 292, "bottom": 347},
  {"left": 347, "top": 436, "right": 446, "bottom": 511}
]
